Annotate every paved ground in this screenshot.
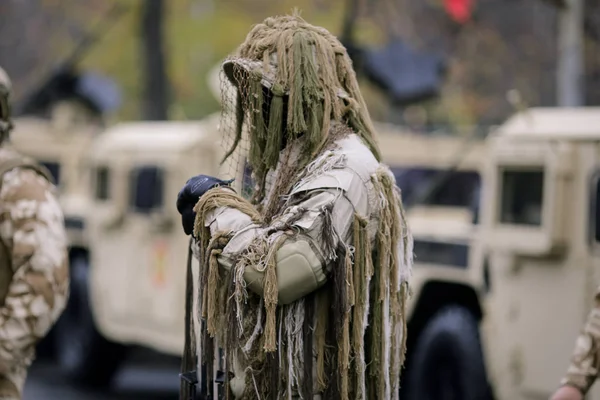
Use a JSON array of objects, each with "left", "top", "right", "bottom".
[{"left": 23, "top": 349, "right": 181, "bottom": 400}]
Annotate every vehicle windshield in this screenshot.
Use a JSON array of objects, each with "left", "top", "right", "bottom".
[
  {"left": 413, "top": 238, "right": 469, "bottom": 268},
  {"left": 392, "top": 167, "right": 481, "bottom": 209},
  {"left": 129, "top": 166, "right": 164, "bottom": 213}
]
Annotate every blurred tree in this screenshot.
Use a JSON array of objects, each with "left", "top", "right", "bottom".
[
  {"left": 16, "top": 0, "right": 589, "bottom": 129},
  {"left": 0, "top": 0, "right": 118, "bottom": 108},
  {"left": 141, "top": 0, "right": 170, "bottom": 120},
  {"left": 15, "top": 4, "right": 126, "bottom": 118},
  {"left": 0, "top": 0, "right": 61, "bottom": 99},
  {"left": 0, "top": 0, "right": 389, "bottom": 122},
  {"left": 378, "top": 0, "right": 561, "bottom": 127}
]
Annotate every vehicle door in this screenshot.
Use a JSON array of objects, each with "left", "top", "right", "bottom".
[{"left": 480, "top": 142, "right": 585, "bottom": 399}]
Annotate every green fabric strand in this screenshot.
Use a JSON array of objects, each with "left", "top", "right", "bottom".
[
  {"left": 307, "top": 101, "right": 323, "bottom": 154},
  {"left": 289, "top": 33, "right": 308, "bottom": 135},
  {"left": 299, "top": 32, "right": 324, "bottom": 153},
  {"left": 249, "top": 133, "right": 266, "bottom": 177},
  {"left": 220, "top": 90, "right": 244, "bottom": 165},
  {"left": 248, "top": 76, "right": 267, "bottom": 173},
  {"left": 232, "top": 13, "right": 384, "bottom": 165},
  {"left": 264, "top": 88, "right": 284, "bottom": 169},
  {"left": 251, "top": 76, "right": 267, "bottom": 141},
  {"left": 369, "top": 234, "right": 383, "bottom": 399}
]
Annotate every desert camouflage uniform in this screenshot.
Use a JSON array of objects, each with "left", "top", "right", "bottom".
[
  {"left": 560, "top": 286, "right": 600, "bottom": 394},
  {"left": 0, "top": 147, "right": 69, "bottom": 399}
]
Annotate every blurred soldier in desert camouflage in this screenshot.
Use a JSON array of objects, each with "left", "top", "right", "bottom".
[
  {"left": 550, "top": 289, "right": 600, "bottom": 400},
  {"left": 0, "top": 66, "right": 69, "bottom": 399}
]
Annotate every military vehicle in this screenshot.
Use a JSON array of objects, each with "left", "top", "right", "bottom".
[
  {"left": 402, "top": 106, "right": 600, "bottom": 400},
  {"left": 464, "top": 106, "right": 600, "bottom": 400},
  {"left": 375, "top": 125, "right": 491, "bottom": 400},
  {"left": 43, "top": 114, "right": 224, "bottom": 386}
]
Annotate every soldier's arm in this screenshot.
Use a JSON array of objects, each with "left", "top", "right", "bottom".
[
  {"left": 202, "top": 168, "right": 368, "bottom": 305},
  {"left": 559, "top": 286, "right": 600, "bottom": 394},
  {"left": 0, "top": 168, "right": 69, "bottom": 366}
]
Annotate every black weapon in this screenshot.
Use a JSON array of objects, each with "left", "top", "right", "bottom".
[
  {"left": 180, "top": 238, "right": 199, "bottom": 400},
  {"left": 14, "top": 3, "right": 127, "bottom": 116},
  {"left": 180, "top": 238, "right": 228, "bottom": 400}
]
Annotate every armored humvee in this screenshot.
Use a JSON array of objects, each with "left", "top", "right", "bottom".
[
  {"left": 405, "top": 106, "right": 600, "bottom": 400},
  {"left": 471, "top": 107, "right": 600, "bottom": 400},
  {"left": 48, "top": 114, "right": 224, "bottom": 386}
]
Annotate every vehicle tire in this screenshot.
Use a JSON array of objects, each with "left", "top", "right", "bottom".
[
  {"left": 53, "top": 255, "right": 128, "bottom": 388},
  {"left": 405, "top": 305, "right": 493, "bottom": 400}
]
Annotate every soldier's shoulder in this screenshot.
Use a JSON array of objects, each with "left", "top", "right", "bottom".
[
  {"left": 336, "top": 134, "right": 382, "bottom": 177},
  {"left": 0, "top": 145, "right": 54, "bottom": 196},
  {"left": 0, "top": 167, "right": 55, "bottom": 204}
]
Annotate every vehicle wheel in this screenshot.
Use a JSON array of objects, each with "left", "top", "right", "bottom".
[
  {"left": 53, "top": 255, "right": 128, "bottom": 388},
  {"left": 405, "top": 305, "right": 493, "bottom": 400}
]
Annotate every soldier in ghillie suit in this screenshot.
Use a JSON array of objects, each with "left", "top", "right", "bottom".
[
  {"left": 0, "top": 66, "right": 69, "bottom": 399},
  {"left": 176, "top": 13, "right": 413, "bottom": 400}
]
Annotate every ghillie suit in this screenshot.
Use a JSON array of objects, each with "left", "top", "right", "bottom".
[{"left": 186, "top": 13, "right": 413, "bottom": 400}]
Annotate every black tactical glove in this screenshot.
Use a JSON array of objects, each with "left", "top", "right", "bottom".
[{"left": 176, "top": 175, "right": 234, "bottom": 236}]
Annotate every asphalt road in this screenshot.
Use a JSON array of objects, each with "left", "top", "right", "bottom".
[{"left": 23, "top": 349, "right": 181, "bottom": 400}]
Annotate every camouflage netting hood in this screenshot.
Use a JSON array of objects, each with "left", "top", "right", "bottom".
[
  {"left": 186, "top": 12, "right": 413, "bottom": 400},
  {"left": 219, "top": 13, "right": 381, "bottom": 202}
]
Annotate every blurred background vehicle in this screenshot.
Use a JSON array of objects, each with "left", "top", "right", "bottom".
[
  {"left": 475, "top": 107, "right": 600, "bottom": 400},
  {"left": 0, "top": 0, "right": 598, "bottom": 398}
]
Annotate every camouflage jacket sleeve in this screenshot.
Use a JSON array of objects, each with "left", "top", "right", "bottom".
[
  {"left": 199, "top": 166, "right": 372, "bottom": 305},
  {"left": 560, "top": 286, "right": 600, "bottom": 393},
  {"left": 0, "top": 168, "right": 69, "bottom": 369}
]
